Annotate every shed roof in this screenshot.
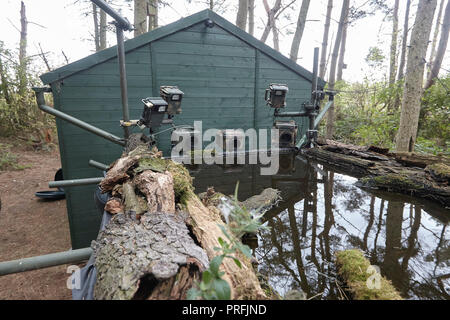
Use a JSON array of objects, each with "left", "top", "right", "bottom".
[{"left": 41, "top": 9, "right": 326, "bottom": 87}]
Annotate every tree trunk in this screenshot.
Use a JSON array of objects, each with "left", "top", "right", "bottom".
[
  {"left": 272, "top": 20, "right": 280, "bottom": 51},
  {"left": 210, "top": 0, "right": 214, "bottom": 10},
  {"left": 336, "top": 8, "right": 349, "bottom": 82},
  {"left": 99, "top": 7, "right": 107, "bottom": 50},
  {"left": 148, "top": 0, "right": 158, "bottom": 31},
  {"left": 94, "top": 147, "right": 267, "bottom": 300},
  {"left": 289, "top": 0, "right": 311, "bottom": 62},
  {"left": 92, "top": 3, "right": 100, "bottom": 52},
  {"left": 325, "top": 0, "right": 349, "bottom": 139},
  {"left": 389, "top": 0, "right": 400, "bottom": 87},
  {"left": 425, "top": 0, "right": 450, "bottom": 89},
  {"left": 320, "top": 0, "right": 333, "bottom": 79},
  {"left": 427, "top": 0, "right": 445, "bottom": 80},
  {"left": 397, "top": 0, "right": 411, "bottom": 81},
  {"left": 18, "top": 1, "right": 27, "bottom": 96},
  {"left": 236, "top": 0, "right": 248, "bottom": 30},
  {"left": 396, "top": 0, "right": 437, "bottom": 152},
  {"left": 261, "top": 0, "right": 282, "bottom": 44},
  {"left": 134, "top": 0, "right": 148, "bottom": 37},
  {"left": 248, "top": 0, "right": 255, "bottom": 36}
]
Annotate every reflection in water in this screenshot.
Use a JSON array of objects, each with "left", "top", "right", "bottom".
[{"left": 188, "top": 154, "right": 450, "bottom": 300}]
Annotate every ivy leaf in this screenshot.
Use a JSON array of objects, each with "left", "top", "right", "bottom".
[
  {"left": 202, "top": 270, "right": 213, "bottom": 284},
  {"left": 233, "top": 258, "right": 242, "bottom": 268}
]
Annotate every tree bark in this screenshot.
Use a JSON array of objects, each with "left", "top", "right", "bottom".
[
  {"left": 320, "top": 0, "right": 333, "bottom": 79},
  {"left": 18, "top": 1, "right": 27, "bottom": 96},
  {"left": 396, "top": 0, "right": 437, "bottom": 152},
  {"left": 134, "top": 0, "right": 148, "bottom": 37},
  {"left": 261, "top": 0, "right": 282, "bottom": 44},
  {"left": 236, "top": 0, "right": 248, "bottom": 30},
  {"left": 427, "top": 0, "right": 445, "bottom": 80},
  {"left": 425, "top": 0, "right": 450, "bottom": 89},
  {"left": 289, "top": 0, "right": 311, "bottom": 62},
  {"left": 248, "top": 0, "right": 255, "bottom": 36},
  {"left": 389, "top": 0, "right": 400, "bottom": 87},
  {"left": 397, "top": 0, "right": 411, "bottom": 81},
  {"left": 326, "top": 0, "right": 349, "bottom": 139}
]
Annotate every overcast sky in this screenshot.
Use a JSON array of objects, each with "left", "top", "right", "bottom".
[{"left": 1, "top": 0, "right": 449, "bottom": 82}]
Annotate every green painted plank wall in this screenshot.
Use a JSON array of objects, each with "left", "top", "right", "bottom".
[{"left": 53, "top": 22, "right": 313, "bottom": 249}]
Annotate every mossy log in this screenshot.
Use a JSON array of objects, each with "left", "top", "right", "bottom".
[
  {"left": 335, "top": 249, "right": 402, "bottom": 300},
  {"left": 303, "top": 140, "right": 450, "bottom": 208},
  {"left": 94, "top": 147, "right": 267, "bottom": 300}
]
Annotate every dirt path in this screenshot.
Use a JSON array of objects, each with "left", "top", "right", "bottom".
[{"left": 0, "top": 141, "right": 73, "bottom": 300}]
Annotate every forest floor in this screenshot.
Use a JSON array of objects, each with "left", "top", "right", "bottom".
[{"left": 0, "top": 138, "right": 73, "bottom": 300}]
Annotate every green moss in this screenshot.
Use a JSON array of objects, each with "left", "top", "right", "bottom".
[
  {"left": 335, "top": 249, "right": 402, "bottom": 300},
  {"left": 427, "top": 163, "right": 450, "bottom": 179}
]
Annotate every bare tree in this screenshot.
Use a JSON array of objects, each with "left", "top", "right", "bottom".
[
  {"left": 134, "top": 0, "right": 158, "bottom": 37},
  {"left": 99, "top": 7, "right": 107, "bottom": 49},
  {"left": 396, "top": 0, "right": 437, "bottom": 152},
  {"left": 261, "top": 0, "right": 282, "bottom": 44},
  {"left": 326, "top": 0, "right": 350, "bottom": 139},
  {"left": 425, "top": 0, "right": 449, "bottom": 89},
  {"left": 92, "top": 2, "right": 108, "bottom": 51},
  {"left": 248, "top": 0, "right": 255, "bottom": 36},
  {"left": 134, "top": 0, "right": 148, "bottom": 37},
  {"left": 289, "top": 0, "right": 311, "bottom": 62},
  {"left": 389, "top": 0, "right": 400, "bottom": 87},
  {"left": 397, "top": 0, "right": 411, "bottom": 81},
  {"left": 18, "top": 1, "right": 27, "bottom": 96},
  {"left": 428, "top": 0, "right": 445, "bottom": 79},
  {"left": 320, "top": 0, "right": 333, "bottom": 79},
  {"left": 148, "top": 0, "right": 158, "bottom": 31},
  {"left": 337, "top": 3, "right": 350, "bottom": 81},
  {"left": 92, "top": 3, "right": 100, "bottom": 51},
  {"left": 236, "top": 0, "right": 248, "bottom": 30}
]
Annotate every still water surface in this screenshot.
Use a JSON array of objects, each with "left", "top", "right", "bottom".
[{"left": 187, "top": 154, "right": 449, "bottom": 300}]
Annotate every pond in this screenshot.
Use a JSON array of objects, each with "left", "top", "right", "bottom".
[{"left": 187, "top": 153, "right": 450, "bottom": 300}]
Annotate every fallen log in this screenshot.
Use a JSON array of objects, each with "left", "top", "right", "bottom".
[
  {"left": 303, "top": 141, "right": 450, "bottom": 208},
  {"left": 94, "top": 146, "right": 267, "bottom": 300}
]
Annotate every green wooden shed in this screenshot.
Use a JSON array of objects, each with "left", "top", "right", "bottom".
[{"left": 40, "top": 9, "right": 325, "bottom": 249}]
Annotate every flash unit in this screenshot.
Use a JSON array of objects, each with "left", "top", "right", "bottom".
[
  {"left": 139, "top": 97, "right": 168, "bottom": 129},
  {"left": 265, "top": 84, "right": 289, "bottom": 108}
]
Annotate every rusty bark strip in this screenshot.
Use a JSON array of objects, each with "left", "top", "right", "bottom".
[{"left": 303, "top": 140, "right": 450, "bottom": 208}]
